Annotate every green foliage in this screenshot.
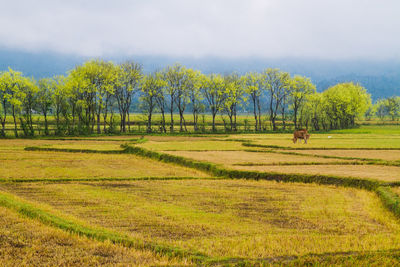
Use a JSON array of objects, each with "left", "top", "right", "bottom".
[{"left": 0, "top": 62, "right": 389, "bottom": 137}]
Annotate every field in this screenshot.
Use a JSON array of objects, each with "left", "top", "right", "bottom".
[{"left": 1, "top": 125, "right": 400, "bottom": 265}]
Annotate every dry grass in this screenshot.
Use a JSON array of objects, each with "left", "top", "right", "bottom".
[
  {"left": 146, "top": 136, "right": 220, "bottom": 142},
  {"left": 0, "top": 150, "right": 207, "bottom": 180},
  {"left": 39, "top": 143, "right": 124, "bottom": 151},
  {"left": 231, "top": 164, "right": 400, "bottom": 182},
  {"left": 226, "top": 133, "right": 400, "bottom": 149},
  {"left": 138, "top": 140, "right": 245, "bottom": 151},
  {"left": 390, "top": 187, "right": 400, "bottom": 196},
  {"left": 284, "top": 149, "right": 400, "bottom": 161},
  {"left": 0, "top": 206, "right": 187, "bottom": 266},
  {"left": 163, "top": 150, "right": 346, "bottom": 165},
  {"left": 2, "top": 180, "right": 400, "bottom": 259},
  {"left": 0, "top": 139, "right": 125, "bottom": 151}
]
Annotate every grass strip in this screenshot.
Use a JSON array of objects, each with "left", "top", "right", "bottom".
[
  {"left": 0, "top": 190, "right": 211, "bottom": 264},
  {"left": 376, "top": 186, "right": 400, "bottom": 218}
]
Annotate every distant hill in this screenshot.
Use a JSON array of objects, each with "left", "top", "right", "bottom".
[{"left": 0, "top": 49, "right": 399, "bottom": 100}]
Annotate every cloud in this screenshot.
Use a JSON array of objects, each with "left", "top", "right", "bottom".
[{"left": 0, "top": 0, "right": 399, "bottom": 59}]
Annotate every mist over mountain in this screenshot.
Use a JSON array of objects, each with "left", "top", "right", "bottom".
[{"left": 0, "top": 49, "right": 399, "bottom": 101}]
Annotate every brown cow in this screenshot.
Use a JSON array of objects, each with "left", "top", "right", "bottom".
[{"left": 293, "top": 129, "right": 310, "bottom": 144}]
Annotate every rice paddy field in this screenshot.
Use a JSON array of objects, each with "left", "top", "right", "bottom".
[{"left": 1, "top": 125, "right": 400, "bottom": 265}]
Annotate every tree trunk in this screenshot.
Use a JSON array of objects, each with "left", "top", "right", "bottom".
[
  {"left": 0, "top": 121, "right": 5, "bottom": 137},
  {"left": 44, "top": 112, "right": 48, "bottom": 136},
  {"left": 257, "top": 99, "right": 262, "bottom": 131},
  {"left": 193, "top": 111, "right": 198, "bottom": 132},
  {"left": 170, "top": 101, "right": 174, "bottom": 132},
  {"left": 253, "top": 97, "right": 258, "bottom": 131},
  {"left": 160, "top": 110, "right": 166, "bottom": 133},
  {"left": 147, "top": 111, "right": 152, "bottom": 133},
  {"left": 12, "top": 106, "right": 18, "bottom": 137},
  {"left": 212, "top": 111, "right": 216, "bottom": 132},
  {"left": 97, "top": 113, "right": 101, "bottom": 134}
]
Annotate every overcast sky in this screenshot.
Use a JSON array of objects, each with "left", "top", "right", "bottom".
[{"left": 0, "top": 0, "right": 399, "bottom": 59}]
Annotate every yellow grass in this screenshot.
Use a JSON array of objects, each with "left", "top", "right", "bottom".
[
  {"left": 138, "top": 140, "right": 245, "bottom": 151},
  {"left": 0, "top": 206, "right": 187, "bottom": 266},
  {"left": 285, "top": 149, "right": 400, "bottom": 161},
  {"left": 2, "top": 180, "right": 400, "bottom": 259},
  {"left": 40, "top": 143, "right": 124, "bottom": 151},
  {"left": 0, "top": 150, "right": 207, "bottom": 180},
  {"left": 226, "top": 133, "right": 400, "bottom": 149},
  {"left": 164, "top": 150, "right": 345, "bottom": 165},
  {"left": 390, "top": 187, "right": 400, "bottom": 195},
  {"left": 231, "top": 164, "right": 400, "bottom": 182},
  {"left": 146, "top": 136, "right": 220, "bottom": 142},
  {"left": 0, "top": 139, "right": 125, "bottom": 151}
]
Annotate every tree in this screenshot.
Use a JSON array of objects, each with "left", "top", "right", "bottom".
[
  {"left": 386, "top": 96, "right": 400, "bottom": 121},
  {"left": 0, "top": 70, "right": 14, "bottom": 136},
  {"left": 37, "top": 78, "right": 56, "bottom": 135},
  {"left": 244, "top": 72, "right": 262, "bottom": 131},
  {"left": 224, "top": 73, "right": 244, "bottom": 131},
  {"left": 189, "top": 71, "right": 205, "bottom": 132},
  {"left": 374, "top": 99, "right": 387, "bottom": 121},
  {"left": 262, "top": 68, "right": 291, "bottom": 131},
  {"left": 322, "top": 82, "right": 371, "bottom": 129},
  {"left": 140, "top": 72, "right": 166, "bottom": 133},
  {"left": 289, "top": 75, "right": 316, "bottom": 129},
  {"left": 115, "top": 61, "right": 142, "bottom": 133},
  {"left": 52, "top": 76, "right": 69, "bottom": 135},
  {"left": 201, "top": 74, "right": 227, "bottom": 132},
  {"left": 19, "top": 77, "right": 38, "bottom": 136},
  {"left": 0, "top": 68, "right": 25, "bottom": 137},
  {"left": 154, "top": 72, "right": 168, "bottom": 133},
  {"left": 76, "top": 60, "right": 116, "bottom": 134},
  {"left": 163, "top": 64, "right": 185, "bottom": 132}
]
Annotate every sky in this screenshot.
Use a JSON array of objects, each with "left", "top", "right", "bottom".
[{"left": 0, "top": 0, "right": 399, "bottom": 59}]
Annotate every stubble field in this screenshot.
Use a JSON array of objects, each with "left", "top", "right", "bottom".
[{"left": 1, "top": 126, "right": 400, "bottom": 265}]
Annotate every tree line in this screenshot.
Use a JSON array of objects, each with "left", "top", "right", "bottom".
[
  {"left": 370, "top": 96, "right": 400, "bottom": 121},
  {"left": 0, "top": 60, "right": 375, "bottom": 137}
]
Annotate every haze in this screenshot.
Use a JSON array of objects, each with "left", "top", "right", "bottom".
[{"left": 0, "top": 0, "right": 399, "bottom": 59}]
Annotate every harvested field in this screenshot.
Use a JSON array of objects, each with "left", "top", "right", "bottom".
[
  {"left": 284, "top": 149, "right": 400, "bottom": 161},
  {"left": 138, "top": 140, "right": 245, "bottom": 151},
  {"left": 0, "top": 206, "right": 186, "bottom": 266},
  {"left": 0, "top": 139, "right": 125, "bottom": 151},
  {"left": 227, "top": 134, "right": 400, "bottom": 149},
  {"left": 0, "top": 150, "right": 207, "bottom": 180},
  {"left": 2, "top": 180, "right": 400, "bottom": 259},
  {"left": 232, "top": 164, "right": 400, "bottom": 182},
  {"left": 163, "top": 150, "right": 348, "bottom": 165}
]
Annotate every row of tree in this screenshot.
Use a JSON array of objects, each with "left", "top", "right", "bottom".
[
  {"left": 371, "top": 96, "right": 400, "bottom": 121},
  {"left": 0, "top": 60, "right": 374, "bottom": 137}
]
